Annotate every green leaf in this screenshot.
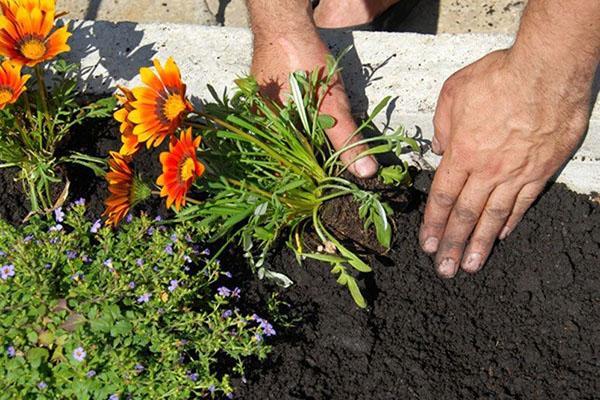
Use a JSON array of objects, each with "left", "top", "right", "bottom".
[
  {"left": 317, "top": 114, "right": 336, "bottom": 130},
  {"left": 111, "top": 320, "right": 133, "bottom": 337},
  {"left": 346, "top": 276, "right": 367, "bottom": 308},
  {"left": 90, "top": 317, "right": 111, "bottom": 333},
  {"left": 26, "top": 347, "right": 49, "bottom": 369},
  {"left": 27, "top": 331, "right": 38, "bottom": 344}
]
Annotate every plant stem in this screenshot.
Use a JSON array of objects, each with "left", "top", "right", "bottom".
[
  {"left": 150, "top": 190, "right": 203, "bottom": 205},
  {"left": 34, "top": 65, "right": 49, "bottom": 116}
]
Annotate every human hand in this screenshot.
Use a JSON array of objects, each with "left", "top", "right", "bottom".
[
  {"left": 250, "top": 30, "right": 378, "bottom": 178},
  {"left": 420, "top": 49, "right": 592, "bottom": 277}
]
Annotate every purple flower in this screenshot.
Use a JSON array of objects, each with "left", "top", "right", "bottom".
[
  {"left": 103, "top": 259, "right": 113, "bottom": 268},
  {"left": 226, "top": 393, "right": 234, "bottom": 399},
  {"left": 134, "top": 364, "right": 144, "bottom": 373},
  {"left": 222, "top": 271, "right": 232, "bottom": 278},
  {"left": 137, "top": 293, "right": 151, "bottom": 303},
  {"left": 49, "top": 237, "right": 58, "bottom": 244},
  {"left": 201, "top": 248, "right": 210, "bottom": 256},
  {"left": 44, "top": 263, "right": 51, "bottom": 269},
  {"left": 71, "top": 273, "right": 84, "bottom": 281},
  {"left": 217, "top": 286, "right": 231, "bottom": 297},
  {"left": 153, "top": 266, "right": 159, "bottom": 272},
  {"left": 164, "top": 244, "right": 174, "bottom": 255},
  {"left": 187, "top": 371, "right": 199, "bottom": 382},
  {"left": 146, "top": 227, "right": 155, "bottom": 236},
  {"left": 128, "top": 281, "right": 136, "bottom": 289},
  {"left": 82, "top": 255, "right": 91, "bottom": 264},
  {"left": 231, "top": 287, "right": 240, "bottom": 298},
  {"left": 23, "top": 235, "right": 33, "bottom": 243},
  {"left": 254, "top": 333, "right": 263, "bottom": 342},
  {"left": 90, "top": 219, "right": 102, "bottom": 233},
  {"left": 185, "top": 234, "right": 193, "bottom": 242},
  {"left": 136, "top": 258, "right": 144, "bottom": 267},
  {"left": 154, "top": 216, "right": 162, "bottom": 222},
  {"left": 170, "top": 233, "right": 178, "bottom": 242},
  {"left": 222, "top": 309, "right": 233, "bottom": 319},
  {"left": 86, "top": 370, "right": 96, "bottom": 378},
  {"left": 74, "top": 198, "right": 86, "bottom": 206},
  {"left": 167, "top": 279, "right": 178, "bottom": 292},
  {"left": 208, "top": 385, "right": 215, "bottom": 393},
  {"left": 66, "top": 250, "right": 78, "bottom": 260},
  {"left": 261, "top": 321, "right": 276, "bottom": 337},
  {"left": 7, "top": 346, "right": 15, "bottom": 357},
  {"left": 49, "top": 224, "right": 63, "bottom": 232},
  {"left": 54, "top": 207, "right": 65, "bottom": 222},
  {"left": 126, "top": 213, "right": 133, "bottom": 223},
  {"left": 73, "top": 346, "right": 86, "bottom": 362},
  {"left": 1, "top": 264, "right": 15, "bottom": 280},
  {"left": 37, "top": 381, "right": 47, "bottom": 390},
  {"left": 0, "top": 251, "right": 5, "bottom": 257},
  {"left": 109, "top": 395, "right": 119, "bottom": 400},
  {"left": 183, "top": 255, "right": 192, "bottom": 263}
]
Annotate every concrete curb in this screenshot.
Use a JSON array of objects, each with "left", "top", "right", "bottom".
[{"left": 66, "top": 20, "right": 599, "bottom": 194}]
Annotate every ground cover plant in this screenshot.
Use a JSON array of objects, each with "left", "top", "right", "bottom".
[
  {"left": 105, "top": 53, "right": 419, "bottom": 307},
  {"left": 0, "top": 201, "right": 271, "bottom": 399},
  {"left": 0, "top": 0, "right": 114, "bottom": 213}
]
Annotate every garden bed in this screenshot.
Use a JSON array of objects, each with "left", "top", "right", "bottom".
[{"left": 2, "top": 118, "right": 598, "bottom": 399}]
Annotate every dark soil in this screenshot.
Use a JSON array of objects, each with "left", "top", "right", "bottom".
[{"left": 1, "top": 118, "right": 598, "bottom": 399}]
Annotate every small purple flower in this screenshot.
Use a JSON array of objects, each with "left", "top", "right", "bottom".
[
  {"left": 49, "top": 237, "right": 58, "bottom": 244},
  {"left": 185, "top": 234, "right": 193, "bottom": 242},
  {"left": 37, "top": 381, "right": 47, "bottom": 390},
  {"left": 164, "top": 244, "right": 174, "bottom": 255},
  {"left": 154, "top": 216, "right": 162, "bottom": 222},
  {"left": 146, "top": 227, "right": 155, "bottom": 236},
  {"left": 103, "top": 259, "right": 113, "bottom": 268},
  {"left": 217, "top": 286, "right": 231, "bottom": 297},
  {"left": 44, "top": 263, "right": 51, "bottom": 269},
  {"left": 1, "top": 264, "right": 15, "bottom": 280},
  {"left": 262, "top": 321, "right": 276, "bottom": 337},
  {"left": 49, "top": 224, "right": 63, "bottom": 232},
  {"left": 86, "top": 370, "right": 96, "bottom": 378},
  {"left": 201, "top": 248, "right": 210, "bottom": 256},
  {"left": 7, "top": 346, "right": 15, "bottom": 357},
  {"left": 82, "top": 255, "right": 91, "bottom": 264},
  {"left": 109, "top": 395, "right": 119, "bottom": 400},
  {"left": 254, "top": 333, "right": 263, "bottom": 342},
  {"left": 153, "top": 266, "right": 159, "bottom": 272},
  {"left": 231, "top": 287, "right": 241, "bottom": 298},
  {"left": 66, "top": 250, "right": 78, "bottom": 260},
  {"left": 0, "top": 251, "right": 5, "bottom": 257},
  {"left": 223, "top": 271, "right": 232, "bottom": 278},
  {"left": 54, "top": 207, "right": 65, "bottom": 222},
  {"left": 90, "top": 219, "right": 102, "bottom": 233},
  {"left": 74, "top": 198, "right": 86, "bottom": 206},
  {"left": 222, "top": 309, "right": 233, "bottom": 319},
  {"left": 226, "top": 393, "right": 234, "bottom": 399},
  {"left": 170, "top": 233, "right": 178, "bottom": 242},
  {"left": 134, "top": 364, "right": 144, "bottom": 373},
  {"left": 23, "top": 235, "right": 33, "bottom": 243},
  {"left": 208, "top": 385, "right": 215, "bottom": 393},
  {"left": 128, "top": 281, "right": 136, "bottom": 289},
  {"left": 73, "top": 346, "right": 86, "bottom": 362},
  {"left": 126, "top": 213, "right": 133, "bottom": 223},
  {"left": 167, "top": 279, "right": 178, "bottom": 292},
  {"left": 71, "top": 273, "right": 84, "bottom": 281},
  {"left": 187, "top": 371, "right": 199, "bottom": 382},
  {"left": 137, "top": 293, "right": 151, "bottom": 304},
  {"left": 183, "top": 255, "right": 192, "bottom": 264},
  {"left": 183, "top": 265, "right": 190, "bottom": 272},
  {"left": 136, "top": 258, "right": 144, "bottom": 267}
]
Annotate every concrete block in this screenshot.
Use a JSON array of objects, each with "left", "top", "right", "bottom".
[{"left": 65, "top": 20, "right": 599, "bottom": 194}]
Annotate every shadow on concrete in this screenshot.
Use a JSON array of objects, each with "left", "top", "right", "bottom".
[
  {"left": 397, "top": 0, "right": 440, "bottom": 34},
  {"left": 84, "top": 0, "right": 102, "bottom": 20},
  {"left": 67, "top": 20, "right": 157, "bottom": 93},
  {"left": 215, "top": 0, "right": 232, "bottom": 25}
]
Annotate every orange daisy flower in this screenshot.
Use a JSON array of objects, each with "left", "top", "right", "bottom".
[
  {"left": 0, "top": 0, "right": 70, "bottom": 66},
  {"left": 103, "top": 152, "right": 150, "bottom": 227},
  {"left": 0, "top": 59, "right": 30, "bottom": 109},
  {"left": 113, "top": 86, "right": 140, "bottom": 156},
  {"left": 156, "top": 128, "right": 204, "bottom": 211},
  {"left": 128, "top": 57, "right": 193, "bottom": 148}
]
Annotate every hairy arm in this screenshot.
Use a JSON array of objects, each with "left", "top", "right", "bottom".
[{"left": 422, "top": 0, "right": 600, "bottom": 277}]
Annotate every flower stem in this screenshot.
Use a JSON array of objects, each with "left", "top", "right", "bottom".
[{"left": 34, "top": 65, "right": 49, "bottom": 116}]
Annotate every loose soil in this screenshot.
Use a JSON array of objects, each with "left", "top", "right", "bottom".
[{"left": 1, "top": 118, "right": 598, "bottom": 399}]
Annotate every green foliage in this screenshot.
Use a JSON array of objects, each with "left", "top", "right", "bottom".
[
  {"left": 0, "top": 59, "right": 115, "bottom": 213},
  {"left": 180, "top": 51, "right": 419, "bottom": 307},
  {"left": 0, "top": 203, "right": 270, "bottom": 399}
]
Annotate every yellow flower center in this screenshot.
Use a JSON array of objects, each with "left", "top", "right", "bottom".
[
  {"left": 180, "top": 157, "right": 196, "bottom": 181},
  {"left": 0, "top": 89, "right": 13, "bottom": 104},
  {"left": 163, "top": 94, "right": 186, "bottom": 121},
  {"left": 20, "top": 38, "right": 47, "bottom": 60}
]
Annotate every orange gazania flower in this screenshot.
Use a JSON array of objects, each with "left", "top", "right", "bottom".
[
  {"left": 0, "top": 59, "right": 30, "bottom": 109},
  {"left": 0, "top": 0, "right": 70, "bottom": 66},
  {"left": 113, "top": 86, "right": 140, "bottom": 156},
  {"left": 156, "top": 128, "right": 204, "bottom": 211},
  {"left": 128, "top": 57, "right": 193, "bottom": 148}
]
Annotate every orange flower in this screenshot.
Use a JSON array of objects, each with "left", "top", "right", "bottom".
[
  {"left": 128, "top": 57, "right": 193, "bottom": 148},
  {"left": 0, "top": 0, "right": 70, "bottom": 66},
  {"left": 103, "top": 152, "right": 150, "bottom": 227},
  {"left": 156, "top": 128, "right": 204, "bottom": 211},
  {"left": 113, "top": 86, "right": 140, "bottom": 156},
  {"left": 0, "top": 59, "right": 30, "bottom": 109}
]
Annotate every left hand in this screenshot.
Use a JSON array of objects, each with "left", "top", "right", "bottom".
[{"left": 420, "top": 49, "right": 592, "bottom": 278}]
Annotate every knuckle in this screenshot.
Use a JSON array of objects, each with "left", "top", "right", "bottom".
[
  {"left": 453, "top": 204, "right": 479, "bottom": 224},
  {"left": 483, "top": 205, "right": 511, "bottom": 221},
  {"left": 468, "top": 236, "right": 493, "bottom": 251},
  {"left": 439, "top": 238, "right": 465, "bottom": 253},
  {"left": 431, "top": 191, "right": 456, "bottom": 209}
]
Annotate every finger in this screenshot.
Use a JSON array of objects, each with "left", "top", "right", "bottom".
[
  {"left": 320, "top": 77, "right": 378, "bottom": 178},
  {"left": 434, "top": 178, "right": 493, "bottom": 278},
  {"left": 419, "top": 155, "right": 469, "bottom": 257},
  {"left": 498, "top": 181, "right": 545, "bottom": 240},
  {"left": 461, "top": 184, "right": 518, "bottom": 273}
]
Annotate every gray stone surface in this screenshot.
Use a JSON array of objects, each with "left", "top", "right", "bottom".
[{"left": 65, "top": 20, "right": 599, "bottom": 194}]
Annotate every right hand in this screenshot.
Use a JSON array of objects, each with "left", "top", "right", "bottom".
[{"left": 251, "top": 31, "right": 379, "bottom": 178}]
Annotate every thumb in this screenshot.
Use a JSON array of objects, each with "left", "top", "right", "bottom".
[
  {"left": 432, "top": 82, "right": 454, "bottom": 155},
  {"left": 320, "top": 80, "right": 378, "bottom": 178}
]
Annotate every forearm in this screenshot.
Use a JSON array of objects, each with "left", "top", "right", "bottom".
[
  {"left": 246, "top": 0, "right": 315, "bottom": 39},
  {"left": 510, "top": 1, "right": 600, "bottom": 87}
]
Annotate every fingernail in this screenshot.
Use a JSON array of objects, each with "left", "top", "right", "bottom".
[
  {"left": 431, "top": 137, "right": 440, "bottom": 154},
  {"left": 423, "top": 237, "right": 439, "bottom": 253},
  {"left": 499, "top": 226, "right": 511, "bottom": 240},
  {"left": 354, "top": 156, "right": 378, "bottom": 178},
  {"left": 463, "top": 253, "right": 482, "bottom": 273},
  {"left": 437, "top": 258, "right": 457, "bottom": 278}
]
